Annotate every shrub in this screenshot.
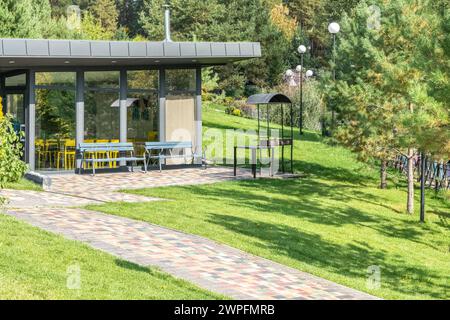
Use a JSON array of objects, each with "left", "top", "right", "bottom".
[
  {"left": 220, "top": 74, "right": 246, "bottom": 98},
  {"left": 233, "top": 101, "right": 256, "bottom": 118},
  {"left": 276, "top": 79, "right": 324, "bottom": 131},
  {"left": 244, "top": 84, "right": 261, "bottom": 97},
  {"left": 0, "top": 102, "right": 27, "bottom": 188},
  {"left": 231, "top": 108, "right": 242, "bottom": 117}
]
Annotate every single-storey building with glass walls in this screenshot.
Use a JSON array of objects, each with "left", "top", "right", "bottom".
[{"left": 0, "top": 38, "right": 261, "bottom": 172}]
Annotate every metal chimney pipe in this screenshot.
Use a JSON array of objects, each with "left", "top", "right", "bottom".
[{"left": 163, "top": 3, "right": 172, "bottom": 42}]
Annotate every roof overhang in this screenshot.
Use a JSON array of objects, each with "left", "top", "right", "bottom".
[{"left": 0, "top": 39, "right": 261, "bottom": 72}]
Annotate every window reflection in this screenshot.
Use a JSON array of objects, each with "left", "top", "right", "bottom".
[
  {"left": 84, "top": 71, "right": 120, "bottom": 142},
  {"left": 35, "top": 72, "right": 76, "bottom": 171},
  {"left": 127, "top": 70, "right": 159, "bottom": 156}
]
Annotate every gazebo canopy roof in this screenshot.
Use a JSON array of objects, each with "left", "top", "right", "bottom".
[{"left": 247, "top": 93, "right": 291, "bottom": 105}]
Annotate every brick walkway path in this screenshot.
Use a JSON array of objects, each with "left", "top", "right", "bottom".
[{"left": 2, "top": 167, "right": 378, "bottom": 300}]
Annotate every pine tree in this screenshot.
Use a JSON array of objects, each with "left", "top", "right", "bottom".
[
  {"left": 0, "top": 0, "right": 51, "bottom": 38},
  {"left": 88, "top": 0, "right": 119, "bottom": 36},
  {"left": 138, "top": 0, "right": 292, "bottom": 89},
  {"left": 324, "top": 0, "right": 449, "bottom": 213},
  {"left": 116, "top": 0, "right": 143, "bottom": 37}
]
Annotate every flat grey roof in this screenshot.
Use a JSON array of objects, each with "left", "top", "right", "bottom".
[{"left": 0, "top": 39, "right": 261, "bottom": 71}]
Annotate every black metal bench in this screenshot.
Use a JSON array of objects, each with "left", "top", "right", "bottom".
[{"left": 78, "top": 142, "right": 147, "bottom": 175}]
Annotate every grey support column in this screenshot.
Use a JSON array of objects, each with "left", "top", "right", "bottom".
[
  {"left": 119, "top": 70, "right": 127, "bottom": 143},
  {"left": 119, "top": 70, "right": 127, "bottom": 166},
  {"left": 27, "top": 71, "right": 36, "bottom": 171},
  {"left": 159, "top": 68, "right": 166, "bottom": 142},
  {"left": 195, "top": 67, "right": 203, "bottom": 163},
  {"left": 75, "top": 71, "right": 84, "bottom": 170}
]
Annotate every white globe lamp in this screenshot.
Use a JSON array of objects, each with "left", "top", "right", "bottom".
[
  {"left": 328, "top": 22, "right": 340, "bottom": 34},
  {"left": 285, "top": 69, "right": 294, "bottom": 77},
  {"left": 297, "top": 45, "right": 307, "bottom": 54}
]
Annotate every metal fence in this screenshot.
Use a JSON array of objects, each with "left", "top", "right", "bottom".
[{"left": 392, "top": 155, "right": 450, "bottom": 191}]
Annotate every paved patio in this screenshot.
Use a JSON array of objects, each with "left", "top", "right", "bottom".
[
  {"left": 48, "top": 166, "right": 253, "bottom": 201},
  {"left": 1, "top": 166, "right": 378, "bottom": 300}
]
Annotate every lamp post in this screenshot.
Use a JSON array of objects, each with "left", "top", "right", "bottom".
[
  {"left": 328, "top": 22, "right": 340, "bottom": 133},
  {"left": 297, "top": 44, "right": 307, "bottom": 135},
  {"left": 285, "top": 69, "right": 295, "bottom": 87},
  {"left": 285, "top": 69, "right": 296, "bottom": 105},
  {"left": 420, "top": 152, "right": 426, "bottom": 222}
]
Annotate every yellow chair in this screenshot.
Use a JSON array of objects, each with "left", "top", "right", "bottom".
[
  {"left": 147, "top": 131, "right": 158, "bottom": 141},
  {"left": 46, "top": 139, "right": 59, "bottom": 169},
  {"left": 36, "top": 139, "right": 57, "bottom": 169},
  {"left": 95, "top": 139, "right": 110, "bottom": 168},
  {"left": 35, "top": 139, "right": 46, "bottom": 169},
  {"left": 82, "top": 139, "right": 96, "bottom": 169},
  {"left": 108, "top": 139, "right": 120, "bottom": 168},
  {"left": 57, "top": 139, "right": 76, "bottom": 170}
]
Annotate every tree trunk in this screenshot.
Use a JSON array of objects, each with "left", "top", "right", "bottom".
[
  {"left": 407, "top": 148, "right": 415, "bottom": 214},
  {"left": 380, "top": 159, "right": 388, "bottom": 189}
]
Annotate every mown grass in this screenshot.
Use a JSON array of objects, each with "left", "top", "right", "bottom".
[
  {"left": 0, "top": 214, "right": 223, "bottom": 299},
  {"left": 2, "top": 178, "right": 42, "bottom": 191},
  {"left": 89, "top": 103, "right": 450, "bottom": 300}
]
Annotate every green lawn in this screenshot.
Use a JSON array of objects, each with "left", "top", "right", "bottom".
[
  {"left": 2, "top": 178, "right": 42, "bottom": 191},
  {"left": 0, "top": 214, "right": 222, "bottom": 299},
  {"left": 88, "top": 103, "right": 450, "bottom": 300}
]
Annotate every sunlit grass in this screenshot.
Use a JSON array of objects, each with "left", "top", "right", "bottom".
[
  {"left": 89, "top": 104, "right": 449, "bottom": 300},
  {"left": 2, "top": 178, "right": 42, "bottom": 191},
  {"left": 0, "top": 214, "right": 223, "bottom": 299}
]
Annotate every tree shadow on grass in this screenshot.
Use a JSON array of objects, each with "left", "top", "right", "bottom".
[
  {"left": 178, "top": 178, "right": 430, "bottom": 245},
  {"left": 115, "top": 259, "right": 155, "bottom": 274},
  {"left": 207, "top": 213, "right": 449, "bottom": 299},
  {"left": 115, "top": 259, "right": 179, "bottom": 281},
  {"left": 291, "top": 160, "right": 376, "bottom": 185}
]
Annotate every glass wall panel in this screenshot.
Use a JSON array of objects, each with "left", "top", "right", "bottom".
[
  {"left": 35, "top": 72, "right": 76, "bottom": 171},
  {"left": 128, "top": 70, "right": 158, "bottom": 91},
  {"left": 6, "top": 94, "right": 25, "bottom": 132},
  {"left": 127, "top": 93, "right": 158, "bottom": 140},
  {"left": 165, "top": 69, "right": 196, "bottom": 93},
  {"left": 36, "top": 72, "right": 76, "bottom": 87},
  {"left": 85, "top": 91, "right": 120, "bottom": 141},
  {"left": 84, "top": 71, "right": 120, "bottom": 142},
  {"left": 127, "top": 70, "right": 159, "bottom": 156},
  {"left": 85, "top": 71, "right": 120, "bottom": 89},
  {"left": 5, "top": 74, "right": 26, "bottom": 87}
]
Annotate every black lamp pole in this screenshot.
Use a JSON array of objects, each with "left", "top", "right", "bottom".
[
  {"left": 299, "top": 53, "right": 304, "bottom": 135},
  {"left": 331, "top": 33, "right": 336, "bottom": 132},
  {"left": 420, "top": 152, "right": 426, "bottom": 222}
]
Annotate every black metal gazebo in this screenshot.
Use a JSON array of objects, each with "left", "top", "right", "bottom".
[{"left": 233, "top": 93, "right": 294, "bottom": 178}]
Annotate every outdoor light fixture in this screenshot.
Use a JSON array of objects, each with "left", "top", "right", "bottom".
[
  {"left": 111, "top": 60, "right": 117, "bottom": 64},
  {"left": 64, "top": 61, "right": 70, "bottom": 64},
  {"left": 297, "top": 45, "right": 307, "bottom": 54},
  {"left": 297, "top": 44, "right": 308, "bottom": 135},
  {"left": 328, "top": 22, "right": 340, "bottom": 135},
  {"left": 328, "top": 22, "right": 340, "bottom": 34},
  {"left": 8, "top": 60, "right": 15, "bottom": 64},
  {"left": 285, "top": 69, "right": 294, "bottom": 77},
  {"left": 305, "top": 70, "right": 314, "bottom": 78}
]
